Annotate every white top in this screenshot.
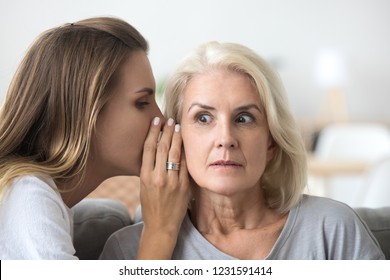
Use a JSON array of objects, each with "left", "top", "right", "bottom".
[
  {"left": 0, "top": 175, "right": 77, "bottom": 259},
  {"left": 100, "top": 195, "right": 385, "bottom": 260}
]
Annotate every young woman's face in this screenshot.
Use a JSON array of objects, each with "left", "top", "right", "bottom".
[
  {"left": 93, "top": 51, "right": 163, "bottom": 177},
  {"left": 180, "top": 69, "right": 274, "bottom": 196}
]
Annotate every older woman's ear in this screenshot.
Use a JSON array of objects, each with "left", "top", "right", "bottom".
[{"left": 266, "top": 138, "right": 277, "bottom": 162}]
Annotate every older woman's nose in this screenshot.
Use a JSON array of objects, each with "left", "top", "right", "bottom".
[{"left": 216, "top": 122, "right": 238, "bottom": 149}]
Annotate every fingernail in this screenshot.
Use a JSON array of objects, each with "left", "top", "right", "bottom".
[
  {"left": 167, "top": 118, "right": 174, "bottom": 126},
  {"left": 175, "top": 124, "right": 181, "bottom": 132},
  {"left": 153, "top": 117, "right": 160, "bottom": 126}
]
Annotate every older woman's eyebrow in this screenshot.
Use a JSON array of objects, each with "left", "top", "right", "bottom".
[
  {"left": 187, "top": 103, "right": 215, "bottom": 112},
  {"left": 187, "top": 103, "right": 263, "bottom": 114},
  {"left": 234, "top": 104, "right": 263, "bottom": 113}
]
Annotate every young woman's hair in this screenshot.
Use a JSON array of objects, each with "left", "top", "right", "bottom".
[
  {"left": 0, "top": 17, "right": 148, "bottom": 196},
  {"left": 163, "top": 41, "right": 307, "bottom": 213}
]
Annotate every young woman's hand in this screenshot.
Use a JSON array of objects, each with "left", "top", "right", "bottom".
[{"left": 137, "top": 117, "right": 190, "bottom": 259}]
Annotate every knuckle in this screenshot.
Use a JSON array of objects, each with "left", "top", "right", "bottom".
[
  {"left": 157, "top": 142, "right": 169, "bottom": 154},
  {"left": 153, "top": 176, "right": 166, "bottom": 188},
  {"left": 143, "top": 143, "right": 156, "bottom": 154},
  {"left": 139, "top": 175, "right": 151, "bottom": 187}
]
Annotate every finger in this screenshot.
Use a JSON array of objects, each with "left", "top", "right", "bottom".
[
  {"left": 179, "top": 150, "right": 189, "bottom": 186},
  {"left": 141, "top": 117, "right": 162, "bottom": 175},
  {"left": 167, "top": 124, "right": 182, "bottom": 170},
  {"left": 155, "top": 118, "right": 175, "bottom": 172}
]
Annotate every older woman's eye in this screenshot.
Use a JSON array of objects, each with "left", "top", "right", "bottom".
[
  {"left": 196, "top": 113, "right": 212, "bottom": 124},
  {"left": 236, "top": 114, "right": 254, "bottom": 123}
]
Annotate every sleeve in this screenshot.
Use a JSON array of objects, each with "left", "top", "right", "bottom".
[
  {"left": 285, "top": 196, "right": 386, "bottom": 260},
  {"left": 324, "top": 203, "right": 385, "bottom": 260},
  {"left": 99, "top": 223, "right": 144, "bottom": 260},
  {"left": 99, "top": 234, "right": 126, "bottom": 260},
  {"left": 0, "top": 177, "right": 77, "bottom": 259}
]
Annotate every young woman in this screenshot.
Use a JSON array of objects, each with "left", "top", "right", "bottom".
[{"left": 0, "top": 17, "right": 190, "bottom": 259}]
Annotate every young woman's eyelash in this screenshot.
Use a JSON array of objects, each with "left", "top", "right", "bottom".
[{"left": 136, "top": 101, "right": 150, "bottom": 109}]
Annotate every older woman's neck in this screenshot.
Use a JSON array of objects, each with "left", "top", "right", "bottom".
[{"left": 190, "top": 187, "right": 274, "bottom": 234}]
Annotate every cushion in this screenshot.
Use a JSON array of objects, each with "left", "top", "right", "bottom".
[
  {"left": 354, "top": 207, "right": 390, "bottom": 259},
  {"left": 72, "top": 198, "right": 132, "bottom": 259}
]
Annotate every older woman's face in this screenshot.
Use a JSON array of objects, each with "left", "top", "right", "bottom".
[{"left": 180, "top": 69, "right": 274, "bottom": 196}]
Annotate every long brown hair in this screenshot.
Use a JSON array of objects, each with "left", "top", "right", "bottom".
[{"left": 0, "top": 17, "right": 148, "bottom": 196}]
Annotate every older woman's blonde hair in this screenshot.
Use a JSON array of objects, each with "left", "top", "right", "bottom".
[
  {"left": 0, "top": 17, "right": 148, "bottom": 196},
  {"left": 164, "top": 41, "right": 307, "bottom": 213}
]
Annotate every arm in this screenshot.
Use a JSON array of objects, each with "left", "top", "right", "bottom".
[
  {"left": 0, "top": 176, "right": 77, "bottom": 259},
  {"left": 137, "top": 118, "right": 190, "bottom": 259}
]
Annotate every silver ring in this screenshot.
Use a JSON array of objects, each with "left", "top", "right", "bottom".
[{"left": 166, "top": 161, "right": 180, "bottom": 171}]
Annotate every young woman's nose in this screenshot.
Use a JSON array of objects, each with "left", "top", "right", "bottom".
[{"left": 215, "top": 122, "right": 238, "bottom": 149}]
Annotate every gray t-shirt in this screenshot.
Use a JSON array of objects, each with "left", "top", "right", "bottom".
[{"left": 99, "top": 195, "right": 385, "bottom": 260}]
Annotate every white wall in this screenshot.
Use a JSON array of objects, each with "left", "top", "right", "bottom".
[{"left": 1, "top": 0, "right": 390, "bottom": 121}]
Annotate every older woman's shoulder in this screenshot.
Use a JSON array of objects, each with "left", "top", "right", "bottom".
[{"left": 298, "top": 194, "right": 359, "bottom": 220}]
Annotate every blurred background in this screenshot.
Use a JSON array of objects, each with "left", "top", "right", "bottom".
[{"left": 1, "top": 0, "right": 390, "bottom": 215}]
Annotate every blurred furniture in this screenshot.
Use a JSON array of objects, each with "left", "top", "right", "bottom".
[
  {"left": 356, "top": 157, "right": 390, "bottom": 208},
  {"left": 73, "top": 198, "right": 132, "bottom": 260},
  {"left": 87, "top": 176, "right": 140, "bottom": 218},
  {"left": 308, "top": 154, "right": 369, "bottom": 177},
  {"left": 307, "top": 122, "right": 390, "bottom": 207},
  {"left": 354, "top": 207, "right": 390, "bottom": 260},
  {"left": 314, "top": 122, "right": 390, "bottom": 162}
]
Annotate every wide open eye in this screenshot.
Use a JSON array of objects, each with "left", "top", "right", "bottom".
[
  {"left": 236, "top": 114, "right": 254, "bottom": 123},
  {"left": 196, "top": 113, "right": 212, "bottom": 124}
]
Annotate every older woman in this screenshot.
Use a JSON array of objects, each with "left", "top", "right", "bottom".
[{"left": 100, "top": 42, "right": 384, "bottom": 259}]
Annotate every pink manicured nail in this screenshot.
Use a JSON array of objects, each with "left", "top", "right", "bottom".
[
  {"left": 175, "top": 124, "right": 181, "bottom": 132},
  {"left": 153, "top": 117, "right": 160, "bottom": 126},
  {"left": 167, "top": 118, "right": 174, "bottom": 126}
]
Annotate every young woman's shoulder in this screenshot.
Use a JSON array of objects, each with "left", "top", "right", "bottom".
[
  {"left": 3, "top": 175, "right": 60, "bottom": 204},
  {"left": 0, "top": 175, "right": 76, "bottom": 259}
]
